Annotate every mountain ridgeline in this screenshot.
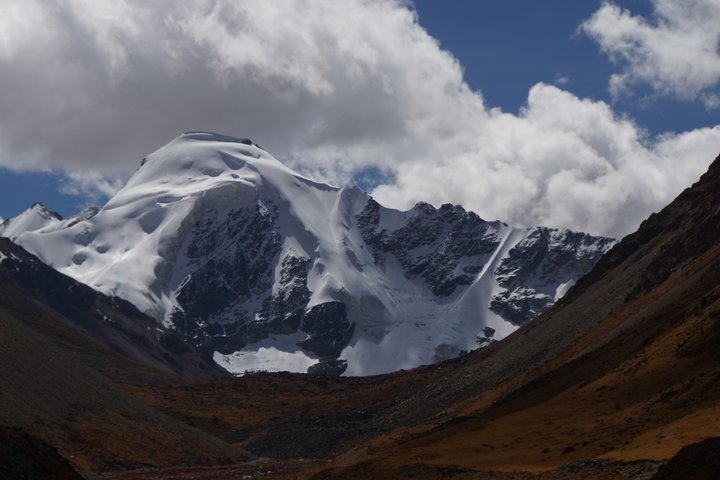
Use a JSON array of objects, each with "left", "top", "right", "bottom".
[{"left": 0, "top": 132, "right": 614, "bottom": 376}]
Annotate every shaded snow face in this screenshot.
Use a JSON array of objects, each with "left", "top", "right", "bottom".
[{"left": 2, "top": 132, "right": 615, "bottom": 376}]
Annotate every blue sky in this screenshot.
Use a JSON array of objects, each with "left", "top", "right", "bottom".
[
  {"left": 0, "top": 0, "right": 718, "bottom": 237},
  {"left": 0, "top": 170, "right": 73, "bottom": 218},
  {"left": 413, "top": 0, "right": 715, "bottom": 134}
]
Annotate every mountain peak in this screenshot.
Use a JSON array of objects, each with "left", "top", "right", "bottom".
[
  {"left": 29, "top": 202, "right": 63, "bottom": 220},
  {"left": 133, "top": 131, "right": 270, "bottom": 177},
  {"left": 179, "top": 131, "right": 261, "bottom": 148},
  {"left": 0, "top": 202, "right": 63, "bottom": 240},
  {"left": 108, "top": 132, "right": 310, "bottom": 214}
]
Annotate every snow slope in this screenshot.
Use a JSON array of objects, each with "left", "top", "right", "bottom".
[
  {"left": 0, "top": 203, "right": 63, "bottom": 238},
  {"left": 2, "top": 132, "right": 614, "bottom": 376}
]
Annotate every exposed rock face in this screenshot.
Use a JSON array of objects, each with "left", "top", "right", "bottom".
[
  {"left": 490, "top": 227, "right": 615, "bottom": 325},
  {"left": 1, "top": 132, "right": 614, "bottom": 376},
  {"left": 357, "top": 200, "right": 503, "bottom": 297},
  {"left": 161, "top": 192, "right": 611, "bottom": 376},
  {"left": 170, "top": 203, "right": 285, "bottom": 352},
  {"left": 299, "top": 302, "right": 354, "bottom": 359},
  {"left": 307, "top": 359, "right": 349, "bottom": 377}
]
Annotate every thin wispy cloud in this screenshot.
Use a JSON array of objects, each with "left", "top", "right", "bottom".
[{"left": 553, "top": 74, "right": 571, "bottom": 86}]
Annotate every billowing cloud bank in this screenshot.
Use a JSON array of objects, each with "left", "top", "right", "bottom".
[
  {"left": 0, "top": 0, "right": 718, "bottom": 238},
  {"left": 582, "top": 0, "right": 720, "bottom": 107}
]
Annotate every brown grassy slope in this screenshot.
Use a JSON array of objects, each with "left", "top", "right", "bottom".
[{"left": 126, "top": 368, "right": 441, "bottom": 458}]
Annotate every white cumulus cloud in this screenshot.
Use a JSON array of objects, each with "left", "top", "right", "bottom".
[
  {"left": 0, "top": 0, "right": 718, "bottom": 238},
  {"left": 373, "top": 84, "right": 720, "bottom": 237},
  {"left": 581, "top": 0, "right": 720, "bottom": 107}
]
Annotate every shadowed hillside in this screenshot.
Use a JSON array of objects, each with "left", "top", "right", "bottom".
[
  {"left": 0, "top": 240, "right": 251, "bottom": 475},
  {"left": 0, "top": 427, "right": 83, "bottom": 480}
]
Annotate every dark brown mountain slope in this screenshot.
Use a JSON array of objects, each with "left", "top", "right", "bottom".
[
  {"left": 0, "top": 240, "right": 255, "bottom": 475},
  {"left": 0, "top": 304, "right": 253, "bottom": 475},
  {"left": 0, "top": 427, "right": 83, "bottom": 480},
  {"left": 0, "top": 237, "right": 226, "bottom": 382}
]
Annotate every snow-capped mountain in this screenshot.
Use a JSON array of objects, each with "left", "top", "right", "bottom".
[{"left": 0, "top": 132, "right": 614, "bottom": 376}]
